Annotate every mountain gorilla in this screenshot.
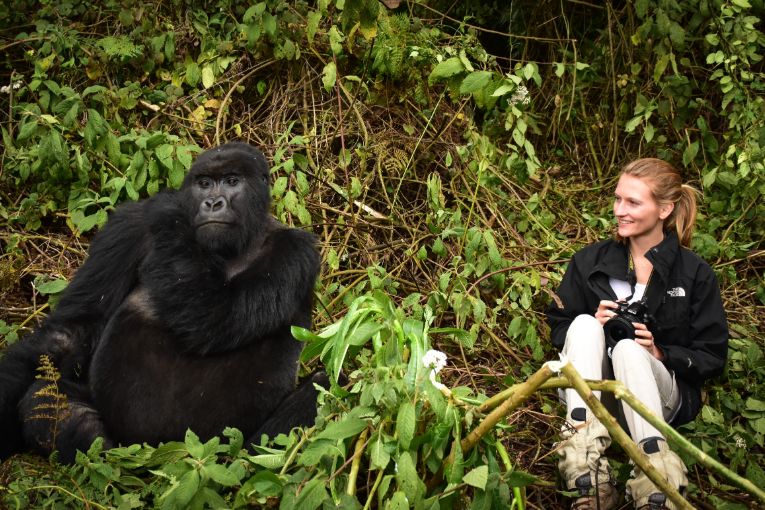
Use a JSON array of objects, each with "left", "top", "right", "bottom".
[{"left": 0, "top": 142, "right": 323, "bottom": 463}]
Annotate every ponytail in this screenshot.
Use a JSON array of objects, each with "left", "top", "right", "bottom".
[{"left": 670, "top": 184, "right": 699, "bottom": 247}]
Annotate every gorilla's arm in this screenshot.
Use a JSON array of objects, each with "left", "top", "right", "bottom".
[
  {"left": 0, "top": 200, "right": 150, "bottom": 458},
  {"left": 141, "top": 195, "right": 320, "bottom": 354}
]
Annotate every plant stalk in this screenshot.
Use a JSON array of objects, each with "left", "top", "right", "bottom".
[{"left": 559, "top": 362, "right": 694, "bottom": 510}]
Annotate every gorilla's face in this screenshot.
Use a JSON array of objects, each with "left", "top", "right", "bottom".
[{"left": 183, "top": 143, "right": 271, "bottom": 256}]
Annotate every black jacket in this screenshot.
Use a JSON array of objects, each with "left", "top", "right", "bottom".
[{"left": 546, "top": 231, "right": 728, "bottom": 426}]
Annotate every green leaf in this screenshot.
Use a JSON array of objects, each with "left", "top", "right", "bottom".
[
  {"left": 682, "top": 141, "right": 699, "bottom": 166},
  {"left": 506, "top": 469, "right": 538, "bottom": 487},
  {"left": 653, "top": 53, "right": 670, "bottom": 83},
  {"left": 395, "top": 451, "right": 423, "bottom": 503},
  {"left": 396, "top": 401, "right": 416, "bottom": 450},
  {"left": 306, "top": 11, "right": 321, "bottom": 44},
  {"left": 746, "top": 398, "right": 765, "bottom": 412},
  {"left": 459, "top": 71, "right": 492, "bottom": 94},
  {"left": 155, "top": 144, "right": 174, "bottom": 170},
  {"left": 322, "top": 62, "right": 337, "bottom": 92},
  {"left": 624, "top": 115, "right": 643, "bottom": 133},
  {"left": 248, "top": 451, "right": 286, "bottom": 469},
  {"left": 169, "top": 161, "right": 186, "bottom": 189},
  {"left": 387, "top": 491, "right": 409, "bottom": 510},
  {"left": 163, "top": 469, "right": 199, "bottom": 510},
  {"left": 428, "top": 57, "right": 464, "bottom": 84},
  {"left": 203, "top": 463, "right": 240, "bottom": 487},
  {"left": 463, "top": 465, "right": 489, "bottom": 490},
  {"left": 185, "top": 429, "right": 204, "bottom": 459},
  {"left": 185, "top": 62, "right": 201, "bottom": 87},
  {"left": 16, "top": 120, "right": 38, "bottom": 143},
  {"left": 316, "top": 416, "right": 367, "bottom": 440},
  {"left": 701, "top": 405, "right": 723, "bottom": 425},
  {"left": 369, "top": 434, "right": 391, "bottom": 469},
  {"left": 37, "top": 278, "right": 68, "bottom": 295},
  {"left": 201, "top": 66, "right": 215, "bottom": 88},
  {"left": 293, "top": 477, "right": 328, "bottom": 510}
]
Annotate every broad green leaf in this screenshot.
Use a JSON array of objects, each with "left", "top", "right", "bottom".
[
  {"left": 428, "top": 57, "right": 464, "bottom": 84},
  {"left": 459, "top": 71, "right": 492, "bottom": 94},
  {"left": 37, "top": 279, "right": 68, "bottom": 295},
  {"left": 316, "top": 416, "right": 367, "bottom": 440},
  {"left": 395, "top": 451, "right": 423, "bottom": 503}
]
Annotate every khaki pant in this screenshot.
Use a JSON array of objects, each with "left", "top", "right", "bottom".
[{"left": 560, "top": 314, "right": 681, "bottom": 441}]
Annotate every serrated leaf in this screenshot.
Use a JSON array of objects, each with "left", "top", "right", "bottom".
[
  {"left": 293, "top": 477, "right": 328, "bottom": 510},
  {"left": 155, "top": 144, "right": 174, "bottom": 170},
  {"left": 463, "top": 465, "right": 488, "bottom": 489},
  {"left": 162, "top": 469, "right": 199, "bottom": 510},
  {"left": 204, "top": 463, "right": 240, "bottom": 487},
  {"left": 18, "top": 122, "right": 40, "bottom": 146},
  {"left": 322, "top": 62, "right": 337, "bottom": 91},
  {"left": 369, "top": 435, "right": 391, "bottom": 469},
  {"left": 396, "top": 401, "right": 415, "bottom": 450}
]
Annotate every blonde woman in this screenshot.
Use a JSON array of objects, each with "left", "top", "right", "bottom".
[{"left": 546, "top": 159, "right": 728, "bottom": 510}]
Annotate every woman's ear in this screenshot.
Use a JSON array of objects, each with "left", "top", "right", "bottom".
[{"left": 659, "top": 202, "right": 675, "bottom": 220}]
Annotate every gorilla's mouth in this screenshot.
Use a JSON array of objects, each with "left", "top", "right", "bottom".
[{"left": 197, "top": 220, "right": 234, "bottom": 228}]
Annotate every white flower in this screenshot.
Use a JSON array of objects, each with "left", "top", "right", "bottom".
[
  {"left": 1, "top": 81, "right": 22, "bottom": 94},
  {"left": 422, "top": 349, "right": 448, "bottom": 392},
  {"left": 734, "top": 435, "right": 746, "bottom": 449}
]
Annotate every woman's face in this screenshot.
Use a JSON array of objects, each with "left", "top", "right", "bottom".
[{"left": 613, "top": 174, "right": 672, "bottom": 241}]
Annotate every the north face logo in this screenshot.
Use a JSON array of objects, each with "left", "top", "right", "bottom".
[{"left": 667, "top": 287, "right": 686, "bottom": 297}]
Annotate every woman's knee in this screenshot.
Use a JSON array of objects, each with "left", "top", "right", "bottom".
[
  {"left": 564, "top": 314, "right": 604, "bottom": 348},
  {"left": 611, "top": 339, "right": 651, "bottom": 370}
]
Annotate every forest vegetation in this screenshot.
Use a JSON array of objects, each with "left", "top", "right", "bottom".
[{"left": 0, "top": 0, "right": 763, "bottom": 508}]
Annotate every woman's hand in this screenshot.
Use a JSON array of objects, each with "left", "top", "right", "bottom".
[
  {"left": 633, "top": 322, "right": 664, "bottom": 360},
  {"left": 595, "top": 300, "right": 618, "bottom": 326}
]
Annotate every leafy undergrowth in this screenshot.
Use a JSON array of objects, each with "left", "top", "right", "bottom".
[{"left": 1, "top": 0, "right": 764, "bottom": 508}]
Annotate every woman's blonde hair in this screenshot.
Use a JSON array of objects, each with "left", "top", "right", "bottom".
[{"left": 616, "top": 158, "right": 699, "bottom": 247}]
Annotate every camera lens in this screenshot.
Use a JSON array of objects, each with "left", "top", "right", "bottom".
[{"left": 604, "top": 316, "right": 635, "bottom": 343}]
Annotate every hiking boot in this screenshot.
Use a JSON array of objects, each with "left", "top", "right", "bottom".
[
  {"left": 626, "top": 437, "right": 688, "bottom": 510},
  {"left": 557, "top": 411, "right": 619, "bottom": 510}
]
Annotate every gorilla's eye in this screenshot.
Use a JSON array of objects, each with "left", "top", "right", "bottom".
[
  {"left": 197, "top": 177, "right": 212, "bottom": 189},
  {"left": 226, "top": 176, "right": 240, "bottom": 186}
]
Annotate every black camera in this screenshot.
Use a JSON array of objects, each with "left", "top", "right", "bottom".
[{"left": 603, "top": 300, "right": 652, "bottom": 350}]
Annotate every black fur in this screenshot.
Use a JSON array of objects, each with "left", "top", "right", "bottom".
[{"left": 0, "top": 142, "right": 322, "bottom": 462}]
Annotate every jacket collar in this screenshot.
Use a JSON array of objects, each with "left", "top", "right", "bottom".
[{"left": 587, "top": 231, "right": 680, "bottom": 314}]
